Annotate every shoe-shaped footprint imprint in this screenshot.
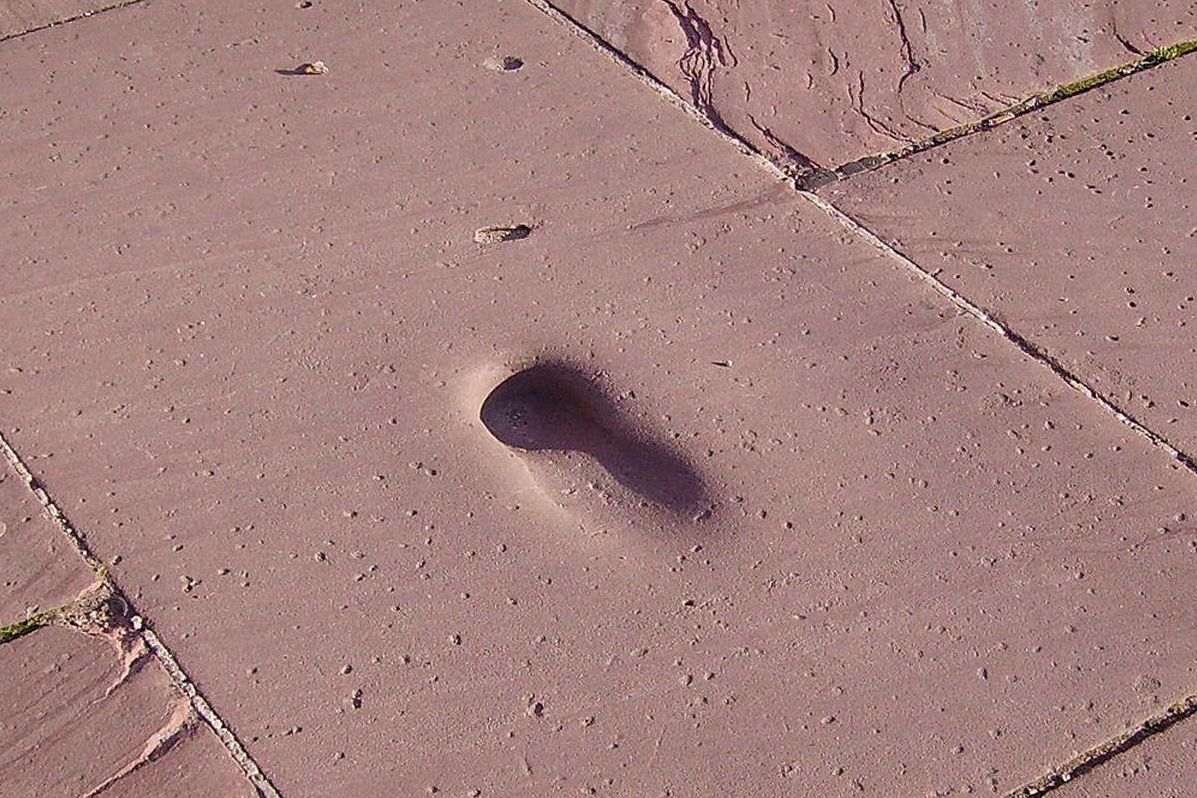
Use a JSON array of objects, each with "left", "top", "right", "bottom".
[{"left": 478, "top": 361, "right": 709, "bottom": 531}]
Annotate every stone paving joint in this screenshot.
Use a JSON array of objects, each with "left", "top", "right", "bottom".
[
  {"left": 0, "top": 0, "right": 145, "bottom": 44},
  {"left": 525, "top": 0, "right": 1197, "bottom": 483},
  {"left": 4, "top": 2, "right": 1195, "bottom": 795},
  {"left": 523, "top": 0, "right": 1197, "bottom": 189},
  {"left": 801, "top": 191, "right": 1197, "bottom": 481},
  {"left": 524, "top": 1, "right": 1197, "bottom": 793},
  {"left": 1009, "top": 693, "right": 1197, "bottom": 797},
  {"left": 0, "top": 430, "right": 282, "bottom": 798},
  {"left": 802, "top": 38, "right": 1197, "bottom": 189}
]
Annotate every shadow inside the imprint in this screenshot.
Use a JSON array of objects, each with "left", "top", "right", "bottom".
[{"left": 479, "top": 363, "right": 706, "bottom": 513}]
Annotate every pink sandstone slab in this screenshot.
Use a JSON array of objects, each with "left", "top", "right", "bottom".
[
  {"left": 552, "top": 0, "right": 1197, "bottom": 173},
  {"left": 0, "top": 625, "right": 252, "bottom": 798},
  {"left": 822, "top": 56, "right": 1197, "bottom": 460},
  {"left": 0, "top": 0, "right": 125, "bottom": 40},
  {"left": 1055, "top": 719, "right": 1197, "bottom": 797},
  {"left": 2, "top": 1, "right": 1197, "bottom": 796},
  {"left": 0, "top": 450, "right": 95, "bottom": 624},
  {"left": 99, "top": 714, "right": 258, "bottom": 798}
]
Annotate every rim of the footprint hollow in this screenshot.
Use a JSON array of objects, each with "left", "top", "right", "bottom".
[{"left": 479, "top": 361, "right": 709, "bottom": 514}]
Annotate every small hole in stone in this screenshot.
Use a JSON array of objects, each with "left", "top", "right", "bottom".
[
  {"left": 484, "top": 55, "right": 524, "bottom": 73},
  {"left": 474, "top": 224, "right": 532, "bottom": 244}
]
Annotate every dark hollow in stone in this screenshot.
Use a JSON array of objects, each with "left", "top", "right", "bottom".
[{"left": 479, "top": 362, "right": 707, "bottom": 512}]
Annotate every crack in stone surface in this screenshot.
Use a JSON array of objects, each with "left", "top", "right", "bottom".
[
  {"left": 0, "top": 431, "right": 281, "bottom": 798},
  {"left": 660, "top": 0, "right": 736, "bottom": 134},
  {"left": 0, "top": 0, "right": 144, "bottom": 43},
  {"left": 746, "top": 112, "right": 825, "bottom": 174},
  {"left": 520, "top": 5, "right": 1197, "bottom": 484},
  {"left": 802, "top": 191, "right": 1197, "bottom": 480},
  {"left": 522, "top": 0, "right": 783, "bottom": 178},
  {"left": 55, "top": 583, "right": 150, "bottom": 699},
  {"left": 884, "top": 0, "right": 921, "bottom": 92},
  {"left": 523, "top": 2, "right": 1197, "bottom": 789},
  {"left": 1112, "top": 28, "right": 1144, "bottom": 57},
  {"left": 78, "top": 698, "right": 196, "bottom": 798},
  {"left": 0, "top": 606, "right": 57, "bottom": 644},
  {"left": 849, "top": 70, "right": 913, "bottom": 144},
  {"left": 797, "top": 37, "right": 1197, "bottom": 189},
  {"left": 7, "top": 3, "right": 1196, "bottom": 795},
  {"left": 553, "top": 0, "right": 1197, "bottom": 180},
  {"left": 0, "top": 434, "right": 106, "bottom": 576},
  {"left": 0, "top": 579, "right": 132, "bottom": 649},
  {"left": 1005, "top": 693, "right": 1197, "bottom": 796},
  {"left": 527, "top": 0, "right": 826, "bottom": 178}
]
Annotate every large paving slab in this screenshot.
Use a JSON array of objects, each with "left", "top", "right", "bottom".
[
  {"left": 0, "top": 447, "right": 95, "bottom": 625},
  {"left": 1055, "top": 718, "right": 1197, "bottom": 797},
  {"left": 822, "top": 56, "right": 1197, "bottom": 459},
  {"left": 553, "top": 0, "right": 1197, "bottom": 173},
  {"left": 0, "top": 0, "right": 127, "bottom": 40},
  {"left": 0, "top": 624, "right": 253, "bottom": 798},
  {"left": 2, "top": 1, "right": 1197, "bottom": 796}
]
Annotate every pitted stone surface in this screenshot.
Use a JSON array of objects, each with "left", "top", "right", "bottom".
[
  {"left": 555, "top": 0, "right": 1197, "bottom": 171},
  {"left": 824, "top": 57, "right": 1197, "bottom": 458},
  {"left": 2, "top": 1, "right": 1197, "bottom": 796}
]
